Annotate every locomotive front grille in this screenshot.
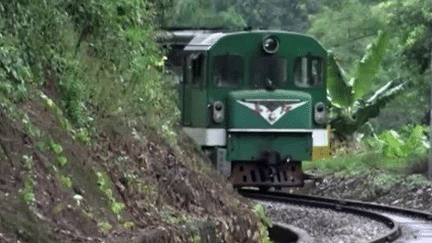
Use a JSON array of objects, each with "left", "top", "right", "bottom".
[{"left": 229, "top": 162, "right": 304, "bottom": 187}]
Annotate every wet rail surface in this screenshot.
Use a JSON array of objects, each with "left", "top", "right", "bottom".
[{"left": 239, "top": 189, "right": 432, "bottom": 242}]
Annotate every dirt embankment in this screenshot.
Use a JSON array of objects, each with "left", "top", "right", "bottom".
[{"left": 0, "top": 94, "right": 264, "bottom": 242}]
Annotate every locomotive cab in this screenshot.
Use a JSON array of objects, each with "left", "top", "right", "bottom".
[{"left": 172, "top": 30, "right": 328, "bottom": 189}]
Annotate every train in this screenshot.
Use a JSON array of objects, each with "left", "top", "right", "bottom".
[{"left": 159, "top": 28, "right": 330, "bottom": 189}]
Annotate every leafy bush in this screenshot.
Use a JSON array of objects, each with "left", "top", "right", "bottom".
[
  {"left": 327, "top": 31, "right": 404, "bottom": 138},
  {"left": 0, "top": 0, "right": 181, "bottom": 144},
  {"left": 368, "top": 125, "right": 429, "bottom": 158},
  {"left": 309, "top": 0, "right": 431, "bottom": 132}
]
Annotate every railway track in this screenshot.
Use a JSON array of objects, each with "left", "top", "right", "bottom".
[{"left": 239, "top": 189, "right": 432, "bottom": 243}]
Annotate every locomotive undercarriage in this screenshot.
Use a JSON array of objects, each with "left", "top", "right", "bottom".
[{"left": 229, "top": 151, "right": 304, "bottom": 188}]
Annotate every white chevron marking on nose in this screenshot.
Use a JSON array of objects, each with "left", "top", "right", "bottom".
[{"left": 237, "top": 100, "right": 307, "bottom": 125}]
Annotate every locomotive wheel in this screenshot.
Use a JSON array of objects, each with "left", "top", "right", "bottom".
[{"left": 229, "top": 162, "right": 304, "bottom": 188}]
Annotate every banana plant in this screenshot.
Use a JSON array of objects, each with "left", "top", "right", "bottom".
[{"left": 327, "top": 31, "right": 405, "bottom": 138}]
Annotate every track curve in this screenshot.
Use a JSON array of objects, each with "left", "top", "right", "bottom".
[{"left": 239, "top": 189, "right": 415, "bottom": 243}]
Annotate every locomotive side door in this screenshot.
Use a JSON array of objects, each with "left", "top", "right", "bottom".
[{"left": 182, "top": 52, "right": 209, "bottom": 127}]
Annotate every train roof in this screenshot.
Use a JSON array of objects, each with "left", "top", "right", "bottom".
[
  {"left": 184, "top": 32, "right": 226, "bottom": 51},
  {"left": 157, "top": 30, "right": 224, "bottom": 47},
  {"left": 159, "top": 29, "right": 323, "bottom": 52}
]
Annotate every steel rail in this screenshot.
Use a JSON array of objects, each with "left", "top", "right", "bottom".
[
  {"left": 239, "top": 189, "right": 402, "bottom": 243},
  {"left": 256, "top": 190, "right": 432, "bottom": 221}
]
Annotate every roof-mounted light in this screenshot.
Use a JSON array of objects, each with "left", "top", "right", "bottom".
[{"left": 263, "top": 36, "right": 279, "bottom": 54}]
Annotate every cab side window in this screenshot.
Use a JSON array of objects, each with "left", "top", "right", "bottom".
[
  {"left": 186, "top": 53, "right": 205, "bottom": 87},
  {"left": 213, "top": 55, "right": 244, "bottom": 87},
  {"left": 294, "top": 56, "right": 323, "bottom": 88}
]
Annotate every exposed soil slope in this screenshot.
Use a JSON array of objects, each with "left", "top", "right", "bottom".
[{"left": 0, "top": 93, "right": 264, "bottom": 242}]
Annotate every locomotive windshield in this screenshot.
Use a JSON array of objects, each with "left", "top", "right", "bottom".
[
  {"left": 294, "top": 56, "right": 323, "bottom": 88},
  {"left": 251, "top": 56, "right": 287, "bottom": 89},
  {"left": 213, "top": 54, "right": 244, "bottom": 87}
]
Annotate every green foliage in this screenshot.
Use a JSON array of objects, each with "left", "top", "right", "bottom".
[
  {"left": 110, "top": 202, "right": 126, "bottom": 215},
  {"left": 170, "top": 0, "right": 246, "bottom": 29},
  {"left": 304, "top": 149, "right": 411, "bottom": 175},
  {"left": 167, "top": 0, "right": 311, "bottom": 31},
  {"left": 57, "top": 156, "right": 68, "bottom": 167},
  {"left": 377, "top": 125, "right": 429, "bottom": 158},
  {"left": 371, "top": 173, "right": 399, "bottom": 193},
  {"left": 0, "top": 39, "right": 31, "bottom": 102},
  {"left": 327, "top": 31, "right": 389, "bottom": 108},
  {"left": 23, "top": 118, "right": 42, "bottom": 139},
  {"left": 122, "top": 221, "right": 135, "bottom": 229},
  {"left": 22, "top": 155, "right": 34, "bottom": 171},
  {"left": 20, "top": 176, "right": 36, "bottom": 206},
  {"left": 228, "top": 0, "right": 310, "bottom": 31},
  {"left": 19, "top": 155, "right": 35, "bottom": 206},
  {"left": 306, "top": 126, "right": 428, "bottom": 174},
  {"left": 0, "top": 0, "right": 181, "bottom": 145},
  {"left": 309, "top": 0, "right": 431, "bottom": 131},
  {"left": 308, "top": 1, "right": 380, "bottom": 69},
  {"left": 46, "top": 139, "right": 63, "bottom": 155},
  {"left": 39, "top": 91, "right": 74, "bottom": 131},
  {"left": 252, "top": 204, "right": 272, "bottom": 243},
  {"left": 60, "top": 176, "right": 73, "bottom": 188},
  {"left": 352, "top": 31, "right": 390, "bottom": 101},
  {"left": 326, "top": 53, "right": 352, "bottom": 107},
  {"left": 97, "top": 221, "right": 113, "bottom": 234},
  {"left": 74, "top": 128, "right": 91, "bottom": 145},
  {"left": 252, "top": 204, "right": 272, "bottom": 228},
  {"left": 58, "top": 71, "right": 88, "bottom": 127},
  {"left": 406, "top": 174, "right": 431, "bottom": 188},
  {"left": 327, "top": 31, "right": 404, "bottom": 137},
  {"left": 162, "top": 213, "right": 189, "bottom": 225},
  {"left": 96, "top": 171, "right": 125, "bottom": 217}
]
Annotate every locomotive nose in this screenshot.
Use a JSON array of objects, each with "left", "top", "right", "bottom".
[
  {"left": 225, "top": 89, "right": 313, "bottom": 163},
  {"left": 228, "top": 89, "right": 312, "bottom": 129}
]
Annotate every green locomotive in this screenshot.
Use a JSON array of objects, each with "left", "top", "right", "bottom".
[{"left": 162, "top": 29, "right": 328, "bottom": 188}]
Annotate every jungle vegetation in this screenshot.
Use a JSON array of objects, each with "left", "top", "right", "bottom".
[
  {"left": 2, "top": 0, "right": 428, "bottom": 155},
  {"left": 0, "top": 0, "right": 430, "bottom": 241},
  {"left": 0, "top": 0, "right": 429, "bottom": 168},
  {"left": 159, "top": 0, "right": 431, "bottom": 158}
]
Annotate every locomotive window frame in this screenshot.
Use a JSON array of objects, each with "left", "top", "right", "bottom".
[
  {"left": 294, "top": 55, "right": 323, "bottom": 88},
  {"left": 185, "top": 52, "right": 206, "bottom": 88},
  {"left": 212, "top": 54, "right": 244, "bottom": 88},
  {"left": 250, "top": 56, "right": 287, "bottom": 89}
]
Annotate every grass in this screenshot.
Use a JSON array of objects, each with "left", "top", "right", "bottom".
[{"left": 304, "top": 146, "right": 429, "bottom": 176}]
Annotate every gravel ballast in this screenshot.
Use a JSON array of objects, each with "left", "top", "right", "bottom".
[{"left": 259, "top": 200, "right": 391, "bottom": 243}]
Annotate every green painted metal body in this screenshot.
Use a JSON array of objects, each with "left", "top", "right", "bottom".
[
  {"left": 226, "top": 90, "right": 312, "bottom": 161},
  {"left": 177, "top": 30, "right": 327, "bottom": 162},
  {"left": 227, "top": 132, "right": 312, "bottom": 161},
  {"left": 228, "top": 90, "right": 312, "bottom": 129}
]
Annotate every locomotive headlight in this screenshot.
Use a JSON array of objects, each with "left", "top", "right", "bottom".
[
  {"left": 212, "top": 101, "right": 224, "bottom": 123},
  {"left": 314, "top": 102, "right": 326, "bottom": 124},
  {"left": 263, "top": 36, "right": 279, "bottom": 54}
]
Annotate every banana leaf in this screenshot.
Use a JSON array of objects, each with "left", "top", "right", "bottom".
[
  {"left": 327, "top": 52, "right": 353, "bottom": 107},
  {"left": 330, "top": 81, "right": 404, "bottom": 137},
  {"left": 352, "top": 31, "right": 390, "bottom": 101}
]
